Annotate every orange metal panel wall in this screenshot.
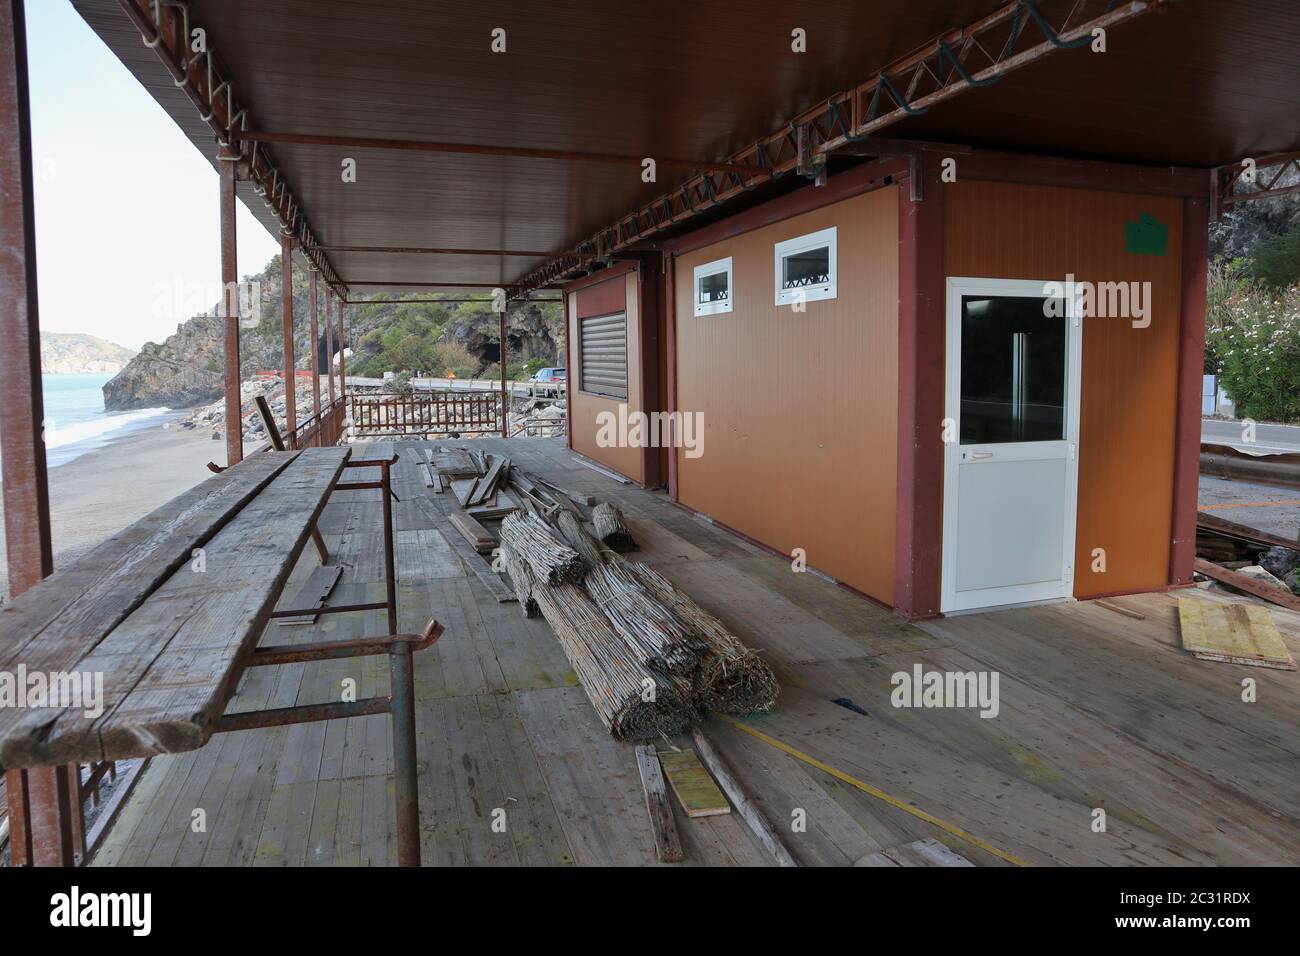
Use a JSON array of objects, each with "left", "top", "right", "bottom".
[
  {"left": 944, "top": 180, "right": 1185, "bottom": 599},
  {"left": 673, "top": 187, "right": 900, "bottom": 602},
  {"left": 568, "top": 272, "right": 644, "bottom": 483}
]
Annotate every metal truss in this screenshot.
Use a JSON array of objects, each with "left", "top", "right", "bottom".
[
  {"left": 508, "top": 0, "right": 1165, "bottom": 296},
  {"left": 117, "top": 0, "right": 346, "bottom": 297},
  {"left": 1218, "top": 150, "right": 1300, "bottom": 210}
]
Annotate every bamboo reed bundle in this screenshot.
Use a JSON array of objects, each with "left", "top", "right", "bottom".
[
  {"left": 555, "top": 509, "right": 609, "bottom": 570},
  {"left": 627, "top": 563, "right": 778, "bottom": 716},
  {"left": 584, "top": 562, "right": 705, "bottom": 674},
  {"left": 530, "top": 578, "right": 693, "bottom": 741},
  {"left": 592, "top": 503, "right": 638, "bottom": 552},
  {"left": 499, "top": 512, "right": 585, "bottom": 585},
  {"left": 499, "top": 539, "right": 539, "bottom": 618}
]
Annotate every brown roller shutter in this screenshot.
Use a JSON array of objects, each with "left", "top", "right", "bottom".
[{"left": 579, "top": 311, "right": 627, "bottom": 399}]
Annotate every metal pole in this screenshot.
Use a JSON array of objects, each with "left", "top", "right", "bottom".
[
  {"left": 219, "top": 145, "right": 243, "bottom": 466},
  {"left": 499, "top": 308, "right": 508, "bottom": 438},
  {"left": 308, "top": 268, "right": 321, "bottom": 443},
  {"left": 0, "top": 0, "right": 79, "bottom": 866},
  {"left": 338, "top": 298, "right": 348, "bottom": 397},
  {"left": 326, "top": 288, "right": 337, "bottom": 405},
  {"left": 381, "top": 457, "right": 419, "bottom": 865},
  {"left": 281, "top": 233, "right": 297, "bottom": 445}
]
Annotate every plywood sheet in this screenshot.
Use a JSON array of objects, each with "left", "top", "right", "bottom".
[{"left": 1178, "top": 597, "right": 1297, "bottom": 670}]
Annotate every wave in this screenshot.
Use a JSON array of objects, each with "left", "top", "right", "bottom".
[{"left": 46, "top": 407, "right": 173, "bottom": 467}]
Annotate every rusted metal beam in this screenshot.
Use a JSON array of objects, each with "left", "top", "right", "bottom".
[
  {"left": 115, "top": 0, "right": 345, "bottom": 298},
  {"left": 345, "top": 281, "right": 506, "bottom": 288},
  {"left": 338, "top": 297, "right": 348, "bottom": 397},
  {"left": 326, "top": 288, "right": 337, "bottom": 405},
  {"left": 1219, "top": 149, "right": 1300, "bottom": 207},
  {"left": 219, "top": 147, "right": 243, "bottom": 466},
  {"left": 509, "top": 0, "right": 1165, "bottom": 297},
  {"left": 344, "top": 298, "right": 560, "bottom": 305},
  {"left": 1, "top": 0, "right": 82, "bottom": 868},
  {"left": 308, "top": 245, "right": 553, "bottom": 257},
  {"left": 233, "top": 129, "right": 764, "bottom": 176},
  {"left": 281, "top": 233, "right": 298, "bottom": 441},
  {"left": 308, "top": 268, "right": 322, "bottom": 441}
]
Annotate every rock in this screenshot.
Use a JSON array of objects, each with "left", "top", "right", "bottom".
[{"left": 1258, "top": 546, "right": 1300, "bottom": 580}]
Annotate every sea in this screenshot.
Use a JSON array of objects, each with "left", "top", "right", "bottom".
[{"left": 42, "top": 373, "right": 172, "bottom": 468}]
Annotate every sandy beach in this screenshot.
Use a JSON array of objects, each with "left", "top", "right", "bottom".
[{"left": 0, "top": 414, "right": 221, "bottom": 600}]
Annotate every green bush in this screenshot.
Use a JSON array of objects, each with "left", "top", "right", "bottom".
[
  {"left": 1255, "top": 225, "right": 1300, "bottom": 290},
  {"left": 1206, "top": 274, "right": 1300, "bottom": 422}
]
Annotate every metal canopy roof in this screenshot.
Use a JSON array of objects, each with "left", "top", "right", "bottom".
[{"left": 72, "top": 0, "right": 1300, "bottom": 295}]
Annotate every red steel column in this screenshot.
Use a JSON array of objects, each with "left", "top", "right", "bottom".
[
  {"left": 1170, "top": 196, "right": 1210, "bottom": 585},
  {"left": 326, "top": 288, "right": 337, "bottom": 404},
  {"left": 893, "top": 167, "right": 945, "bottom": 619},
  {"left": 219, "top": 145, "right": 243, "bottom": 466},
  {"left": 308, "top": 267, "right": 321, "bottom": 442},
  {"left": 499, "top": 307, "right": 509, "bottom": 437},
  {"left": 664, "top": 255, "right": 678, "bottom": 501},
  {"left": 338, "top": 297, "right": 347, "bottom": 396},
  {"left": 0, "top": 0, "right": 78, "bottom": 867},
  {"left": 281, "top": 233, "right": 297, "bottom": 445}
]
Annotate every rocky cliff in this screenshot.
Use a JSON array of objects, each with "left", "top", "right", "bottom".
[
  {"left": 40, "top": 332, "right": 135, "bottom": 374},
  {"left": 104, "top": 253, "right": 564, "bottom": 410}
]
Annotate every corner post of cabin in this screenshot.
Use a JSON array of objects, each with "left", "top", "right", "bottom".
[
  {"left": 218, "top": 141, "right": 243, "bottom": 466},
  {"left": 1170, "top": 194, "right": 1211, "bottom": 585},
  {"left": 499, "top": 303, "right": 509, "bottom": 437},
  {"left": 893, "top": 152, "right": 945, "bottom": 619},
  {"left": 308, "top": 266, "right": 321, "bottom": 443},
  {"left": 563, "top": 287, "right": 573, "bottom": 452},
  {"left": 663, "top": 252, "right": 678, "bottom": 500},
  {"left": 325, "top": 287, "right": 337, "bottom": 405},
  {"left": 281, "top": 232, "right": 298, "bottom": 445},
  {"left": 0, "top": 0, "right": 82, "bottom": 867}
]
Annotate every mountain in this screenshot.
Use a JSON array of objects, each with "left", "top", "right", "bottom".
[
  {"left": 103, "top": 254, "right": 564, "bottom": 411},
  {"left": 40, "top": 332, "right": 136, "bottom": 374}
]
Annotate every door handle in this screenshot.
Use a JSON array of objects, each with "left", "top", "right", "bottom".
[{"left": 970, "top": 451, "right": 994, "bottom": 459}]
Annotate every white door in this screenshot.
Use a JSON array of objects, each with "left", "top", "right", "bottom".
[{"left": 941, "top": 278, "right": 1083, "bottom": 613}]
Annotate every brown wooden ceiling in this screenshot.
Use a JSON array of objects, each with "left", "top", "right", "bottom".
[{"left": 72, "top": 0, "right": 1300, "bottom": 292}]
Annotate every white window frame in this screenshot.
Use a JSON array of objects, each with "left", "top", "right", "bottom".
[
  {"left": 693, "top": 256, "right": 733, "bottom": 316},
  {"left": 774, "top": 226, "right": 837, "bottom": 306}
]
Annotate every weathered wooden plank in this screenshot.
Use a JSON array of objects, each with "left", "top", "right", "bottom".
[
  {"left": 449, "top": 511, "right": 496, "bottom": 553},
  {"left": 659, "top": 750, "right": 731, "bottom": 818},
  {"left": 276, "top": 564, "right": 344, "bottom": 625},
  {"left": 0, "top": 447, "right": 351, "bottom": 767},
  {"left": 636, "top": 745, "right": 684, "bottom": 863},
  {"left": 0, "top": 451, "right": 296, "bottom": 679}
]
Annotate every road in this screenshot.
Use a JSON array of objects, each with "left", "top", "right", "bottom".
[{"left": 1202, "top": 419, "right": 1300, "bottom": 454}]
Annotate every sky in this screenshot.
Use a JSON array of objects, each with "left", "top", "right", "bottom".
[{"left": 26, "top": 0, "right": 280, "bottom": 351}]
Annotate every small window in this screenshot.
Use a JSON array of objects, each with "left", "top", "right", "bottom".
[
  {"left": 775, "top": 226, "right": 837, "bottom": 305},
  {"left": 693, "top": 257, "right": 733, "bottom": 316},
  {"left": 578, "top": 311, "right": 627, "bottom": 399}
]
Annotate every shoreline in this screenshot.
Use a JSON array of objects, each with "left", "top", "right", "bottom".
[{"left": 0, "top": 412, "right": 219, "bottom": 601}]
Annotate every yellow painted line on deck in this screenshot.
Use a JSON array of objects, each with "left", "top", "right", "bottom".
[
  {"left": 1199, "top": 499, "right": 1300, "bottom": 511},
  {"left": 722, "top": 716, "right": 1032, "bottom": 867}
]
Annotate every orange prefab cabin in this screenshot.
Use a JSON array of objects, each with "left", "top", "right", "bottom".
[{"left": 565, "top": 151, "right": 1209, "bottom": 618}]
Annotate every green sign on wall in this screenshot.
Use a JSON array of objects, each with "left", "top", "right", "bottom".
[{"left": 1125, "top": 213, "right": 1168, "bottom": 256}]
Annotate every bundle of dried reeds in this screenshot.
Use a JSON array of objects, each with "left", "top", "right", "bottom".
[
  {"left": 555, "top": 509, "right": 609, "bottom": 570},
  {"left": 530, "top": 577, "right": 693, "bottom": 740},
  {"left": 627, "top": 563, "right": 778, "bottom": 716},
  {"left": 499, "top": 512, "right": 585, "bottom": 585},
  {"left": 499, "top": 539, "right": 539, "bottom": 618},
  {"left": 592, "top": 503, "right": 637, "bottom": 552},
  {"left": 584, "top": 561, "right": 704, "bottom": 674}
]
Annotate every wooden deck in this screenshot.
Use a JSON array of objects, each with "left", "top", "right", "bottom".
[{"left": 92, "top": 437, "right": 1300, "bottom": 866}]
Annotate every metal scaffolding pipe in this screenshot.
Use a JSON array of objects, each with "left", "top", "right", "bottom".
[
  {"left": 219, "top": 146, "right": 243, "bottom": 466},
  {"left": 307, "top": 244, "right": 554, "bottom": 257},
  {"left": 326, "top": 288, "right": 337, "bottom": 405},
  {"left": 308, "top": 267, "right": 321, "bottom": 441},
  {"left": 281, "top": 233, "right": 297, "bottom": 441}
]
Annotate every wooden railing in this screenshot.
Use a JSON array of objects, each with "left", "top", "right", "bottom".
[
  {"left": 289, "top": 396, "right": 347, "bottom": 449},
  {"left": 350, "top": 391, "right": 498, "bottom": 438}
]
